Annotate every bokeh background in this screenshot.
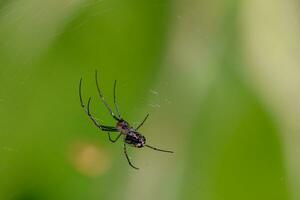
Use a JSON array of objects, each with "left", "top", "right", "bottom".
[{"left": 0, "top": 0, "right": 300, "bottom": 200}]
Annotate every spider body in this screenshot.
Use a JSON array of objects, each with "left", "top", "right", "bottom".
[
  {"left": 116, "top": 120, "right": 146, "bottom": 148},
  {"left": 79, "top": 71, "right": 173, "bottom": 170},
  {"left": 116, "top": 120, "right": 131, "bottom": 134},
  {"left": 125, "top": 131, "right": 146, "bottom": 148}
]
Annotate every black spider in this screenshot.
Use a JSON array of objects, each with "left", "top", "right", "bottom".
[{"left": 79, "top": 71, "right": 173, "bottom": 170}]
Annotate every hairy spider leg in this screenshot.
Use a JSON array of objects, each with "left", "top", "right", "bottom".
[
  {"left": 79, "top": 78, "right": 118, "bottom": 132},
  {"left": 145, "top": 144, "right": 174, "bottom": 153},
  {"left": 123, "top": 143, "right": 139, "bottom": 170},
  {"left": 113, "top": 80, "right": 122, "bottom": 118},
  {"left": 136, "top": 114, "right": 149, "bottom": 130},
  {"left": 95, "top": 70, "right": 120, "bottom": 121}
]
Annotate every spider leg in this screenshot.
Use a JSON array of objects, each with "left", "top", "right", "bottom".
[
  {"left": 123, "top": 143, "right": 139, "bottom": 170},
  {"left": 86, "top": 97, "right": 118, "bottom": 131},
  {"left": 145, "top": 144, "right": 174, "bottom": 153},
  {"left": 107, "top": 132, "right": 122, "bottom": 143},
  {"left": 136, "top": 114, "right": 149, "bottom": 130},
  {"left": 95, "top": 70, "right": 120, "bottom": 121},
  {"left": 79, "top": 78, "right": 118, "bottom": 132},
  {"left": 113, "top": 80, "right": 122, "bottom": 118}
]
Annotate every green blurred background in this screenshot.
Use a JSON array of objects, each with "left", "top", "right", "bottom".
[{"left": 0, "top": 0, "right": 299, "bottom": 199}]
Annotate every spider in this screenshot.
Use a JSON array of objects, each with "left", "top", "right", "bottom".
[{"left": 79, "top": 71, "right": 173, "bottom": 170}]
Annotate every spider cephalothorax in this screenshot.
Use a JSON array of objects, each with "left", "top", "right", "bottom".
[
  {"left": 79, "top": 71, "right": 173, "bottom": 170},
  {"left": 116, "top": 120, "right": 131, "bottom": 134}
]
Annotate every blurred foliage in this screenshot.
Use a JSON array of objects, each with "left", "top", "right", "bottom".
[{"left": 0, "top": 0, "right": 298, "bottom": 200}]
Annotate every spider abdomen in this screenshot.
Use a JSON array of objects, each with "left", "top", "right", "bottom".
[{"left": 125, "top": 132, "right": 146, "bottom": 148}]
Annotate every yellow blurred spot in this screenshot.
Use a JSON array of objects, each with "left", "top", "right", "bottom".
[{"left": 69, "top": 141, "right": 111, "bottom": 177}]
